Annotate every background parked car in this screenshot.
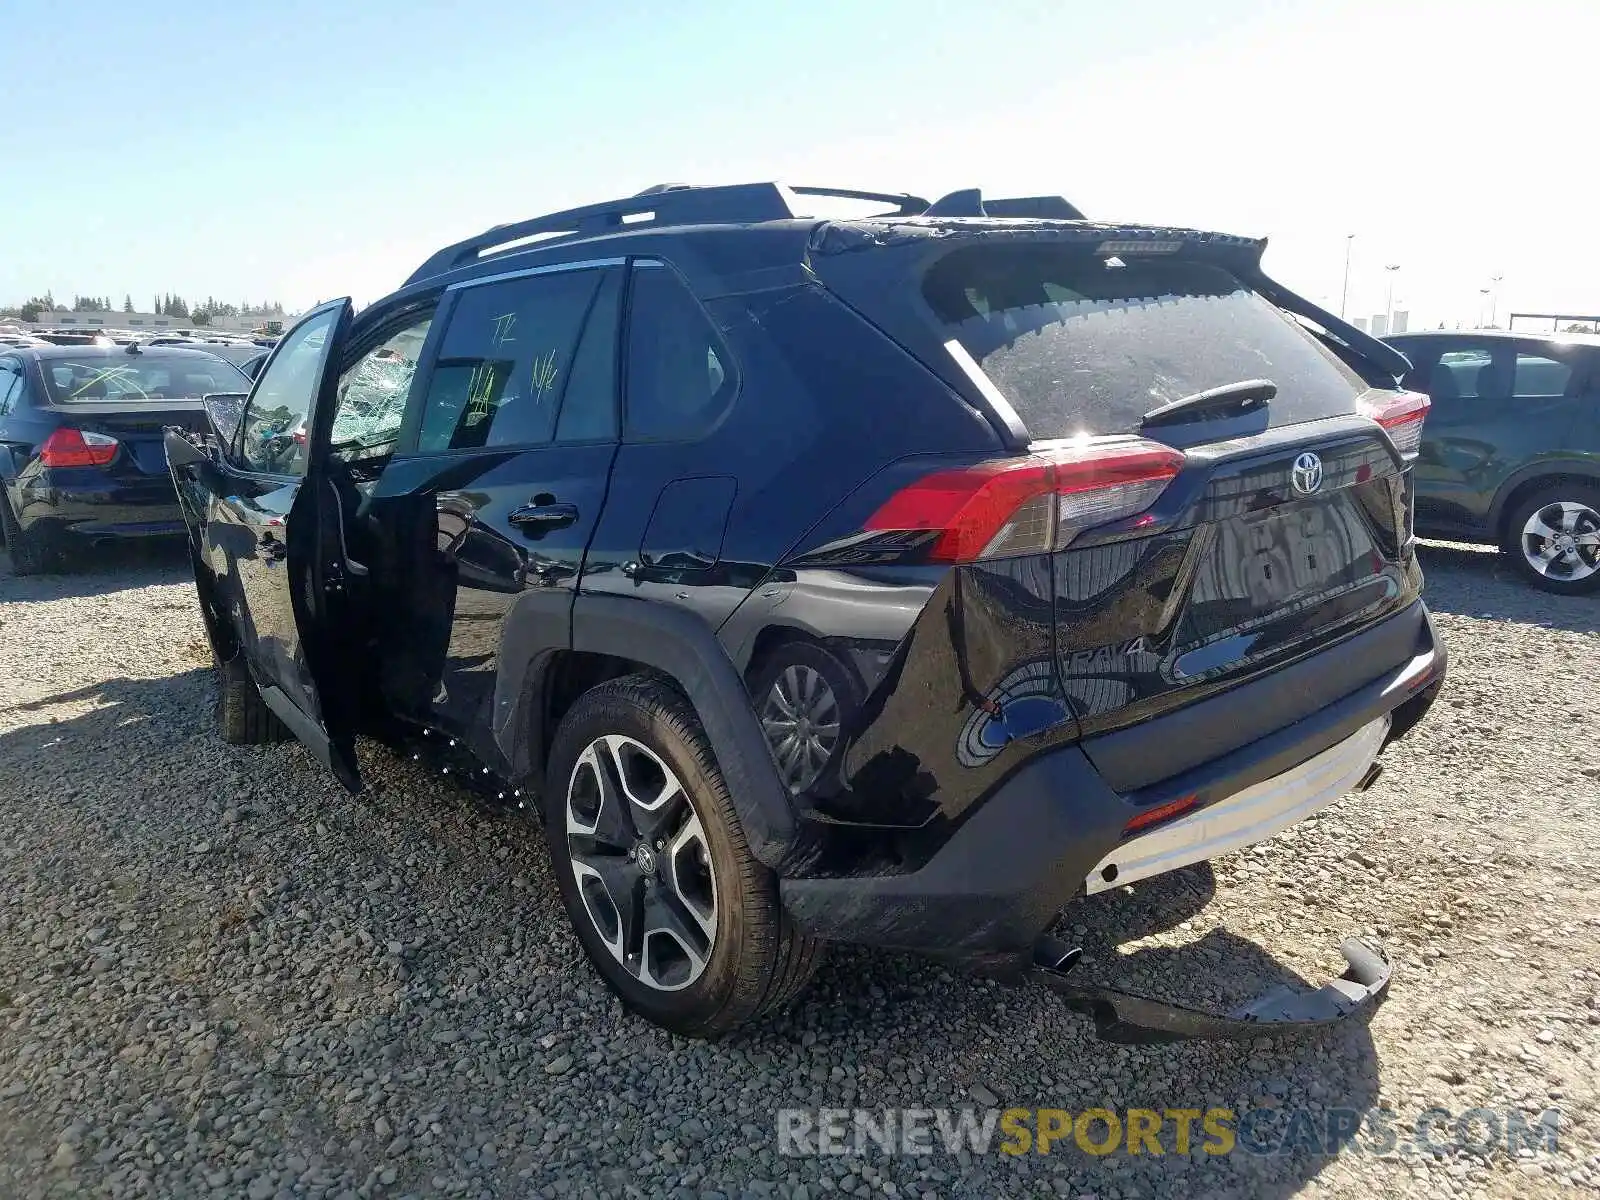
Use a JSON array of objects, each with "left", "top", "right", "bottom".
[
  {"left": 0, "top": 345, "right": 250, "bottom": 573},
  {"left": 1387, "top": 330, "right": 1600, "bottom": 593},
  {"left": 143, "top": 336, "right": 270, "bottom": 377}
]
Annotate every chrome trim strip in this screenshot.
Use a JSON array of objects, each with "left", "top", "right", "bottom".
[
  {"left": 444, "top": 256, "right": 627, "bottom": 292},
  {"left": 943, "top": 337, "right": 1026, "bottom": 434}
]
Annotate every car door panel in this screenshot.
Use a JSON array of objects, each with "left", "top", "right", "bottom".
[
  {"left": 360, "top": 265, "right": 624, "bottom": 773},
  {"left": 1406, "top": 339, "right": 1585, "bottom": 532},
  {"left": 165, "top": 299, "right": 364, "bottom": 789},
  {"left": 363, "top": 444, "right": 616, "bottom": 764}
]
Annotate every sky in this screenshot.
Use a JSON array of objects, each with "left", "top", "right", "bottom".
[{"left": 3, "top": 0, "right": 1596, "bottom": 330}]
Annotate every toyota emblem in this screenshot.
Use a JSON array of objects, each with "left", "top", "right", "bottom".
[{"left": 1291, "top": 451, "right": 1324, "bottom": 495}]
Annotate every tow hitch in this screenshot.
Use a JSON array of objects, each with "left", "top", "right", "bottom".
[{"left": 1032, "top": 934, "right": 1391, "bottom": 1044}]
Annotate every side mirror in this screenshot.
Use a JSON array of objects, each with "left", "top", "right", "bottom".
[
  {"left": 202, "top": 392, "right": 248, "bottom": 452},
  {"left": 164, "top": 428, "right": 210, "bottom": 468}
]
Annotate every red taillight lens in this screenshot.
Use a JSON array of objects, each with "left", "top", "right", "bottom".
[
  {"left": 863, "top": 439, "right": 1185, "bottom": 563},
  {"left": 1359, "top": 390, "right": 1430, "bottom": 460},
  {"left": 39, "top": 427, "right": 119, "bottom": 468}
]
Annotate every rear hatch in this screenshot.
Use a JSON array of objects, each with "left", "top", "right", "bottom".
[{"left": 812, "top": 224, "right": 1425, "bottom": 775}]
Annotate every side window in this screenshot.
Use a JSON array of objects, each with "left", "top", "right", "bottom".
[
  {"left": 1428, "top": 343, "right": 1506, "bottom": 403},
  {"left": 238, "top": 307, "right": 341, "bottom": 476},
  {"left": 330, "top": 315, "right": 433, "bottom": 461},
  {"left": 623, "top": 263, "right": 735, "bottom": 442},
  {"left": 555, "top": 270, "right": 623, "bottom": 443},
  {"left": 0, "top": 366, "right": 20, "bottom": 417},
  {"left": 416, "top": 269, "right": 609, "bottom": 453},
  {"left": 1512, "top": 351, "right": 1573, "bottom": 398},
  {"left": 1395, "top": 340, "right": 1439, "bottom": 394}
]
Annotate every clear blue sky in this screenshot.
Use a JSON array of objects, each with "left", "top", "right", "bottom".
[{"left": 3, "top": 0, "right": 1594, "bottom": 328}]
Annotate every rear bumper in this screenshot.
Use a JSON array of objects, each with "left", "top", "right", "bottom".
[
  {"left": 1083, "top": 713, "right": 1391, "bottom": 894},
  {"left": 780, "top": 600, "right": 1446, "bottom": 966},
  {"left": 16, "top": 477, "right": 184, "bottom": 540}
]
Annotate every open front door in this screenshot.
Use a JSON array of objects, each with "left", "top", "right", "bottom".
[{"left": 191, "top": 298, "right": 364, "bottom": 790}]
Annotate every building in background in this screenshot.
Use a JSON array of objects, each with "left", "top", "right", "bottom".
[
  {"left": 1352, "top": 317, "right": 1369, "bottom": 333},
  {"left": 29, "top": 310, "right": 272, "bottom": 334},
  {"left": 1369, "top": 314, "right": 1389, "bottom": 338},
  {"left": 1390, "top": 310, "right": 1409, "bottom": 334}
]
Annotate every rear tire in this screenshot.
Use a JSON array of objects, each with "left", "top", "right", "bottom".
[
  {"left": 215, "top": 653, "right": 290, "bottom": 744},
  {"left": 543, "top": 675, "right": 822, "bottom": 1037},
  {"left": 0, "top": 492, "right": 61, "bottom": 576},
  {"left": 1503, "top": 484, "right": 1600, "bottom": 595}
]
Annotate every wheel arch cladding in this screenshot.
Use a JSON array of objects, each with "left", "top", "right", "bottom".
[{"left": 497, "top": 592, "right": 797, "bottom": 868}]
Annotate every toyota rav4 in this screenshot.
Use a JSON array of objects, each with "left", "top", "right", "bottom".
[{"left": 166, "top": 183, "right": 1446, "bottom": 1039}]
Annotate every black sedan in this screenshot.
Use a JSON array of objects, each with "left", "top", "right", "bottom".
[{"left": 0, "top": 345, "right": 251, "bottom": 573}]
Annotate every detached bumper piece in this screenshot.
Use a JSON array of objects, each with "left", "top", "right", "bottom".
[{"left": 1031, "top": 934, "right": 1391, "bottom": 1044}]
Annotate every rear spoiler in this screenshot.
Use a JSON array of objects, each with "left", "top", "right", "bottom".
[{"left": 1251, "top": 272, "right": 1413, "bottom": 381}]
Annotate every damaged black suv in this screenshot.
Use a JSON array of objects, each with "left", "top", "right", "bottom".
[{"left": 167, "top": 183, "right": 1446, "bottom": 1039}]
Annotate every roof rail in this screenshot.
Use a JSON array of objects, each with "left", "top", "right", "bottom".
[
  {"left": 789, "top": 186, "right": 929, "bottom": 215},
  {"left": 405, "top": 182, "right": 803, "bottom": 285},
  {"left": 984, "top": 195, "right": 1086, "bottom": 220},
  {"left": 925, "top": 188, "right": 1086, "bottom": 221},
  {"left": 405, "top": 182, "right": 1079, "bottom": 285}
]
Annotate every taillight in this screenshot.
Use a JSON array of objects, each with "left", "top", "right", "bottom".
[
  {"left": 1359, "top": 390, "right": 1430, "bottom": 460},
  {"left": 39, "top": 427, "right": 119, "bottom": 468},
  {"left": 863, "top": 439, "right": 1185, "bottom": 563}
]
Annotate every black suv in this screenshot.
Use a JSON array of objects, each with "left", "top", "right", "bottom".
[
  {"left": 167, "top": 183, "right": 1446, "bottom": 1038},
  {"left": 1386, "top": 330, "right": 1600, "bottom": 593}
]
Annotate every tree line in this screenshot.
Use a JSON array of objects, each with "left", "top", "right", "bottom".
[{"left": 0, "top": 291, "right": 288, "bottom": 326}]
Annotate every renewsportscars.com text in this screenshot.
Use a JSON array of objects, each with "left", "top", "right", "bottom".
[{"left": 777, "top": 1106, "right": 1560, "bottom": 1159}]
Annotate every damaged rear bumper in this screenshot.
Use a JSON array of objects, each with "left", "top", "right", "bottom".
[
  {"left": 781, "top": 604, "right": 1446, "bottom": 964},
  {"left": 1031, "top": 934, "right": 1392, "bottom": 1044}
]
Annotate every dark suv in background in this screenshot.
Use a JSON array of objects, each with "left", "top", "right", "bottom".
[
  {"left": 1387, "top": 330, "right": 1600, "bottom": 592},
  {"left": 165, "top": 182, "right": 1445, "bottom": 1038}
]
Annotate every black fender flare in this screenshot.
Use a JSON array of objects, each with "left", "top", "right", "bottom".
[
  {"left": 493, "top": 592, "right": 797, "bottom": 868},
  {"left": 1487, "top": 457, "right": 1600, "bottom": 539}
]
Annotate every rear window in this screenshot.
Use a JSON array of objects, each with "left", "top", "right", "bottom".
[
  {"left": 923, "top": 244, "right": 1366, "bottom": 435},
  {"left": 43, "top": 355, "right": 249, "bottom": 403}
]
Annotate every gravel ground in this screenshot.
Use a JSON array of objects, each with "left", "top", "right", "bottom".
[{"left": 1, "top": 539, "right": 1598, "bottom": 1200}]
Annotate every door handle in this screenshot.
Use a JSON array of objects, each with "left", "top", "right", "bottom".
[{"left": 507, "top": 501, "right": 579, "bottom": 529}]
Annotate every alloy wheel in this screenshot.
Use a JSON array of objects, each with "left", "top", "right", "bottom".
[
  {"left": 760, "top": 665, "right": 841, "bottom": 793},
  {"left": 565, "top": 735, "right": 717, "bottom": 991},
  {"left": 1521, "top": 500, "right": 1600, "bottom": 583}
]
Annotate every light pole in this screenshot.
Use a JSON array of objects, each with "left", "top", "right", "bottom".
[
  {"left": 1488, "top": 274, "right": 1503, "bottom": 327},
  {"left": 1340, "top": 234, "right": 1355, "bottom": 319},
  {"left": 1479, "top": 288, "right": 1491, "bottom": 328},
  {"left": 1384, "top": 264, "right": 1401, "bottom": 330}
]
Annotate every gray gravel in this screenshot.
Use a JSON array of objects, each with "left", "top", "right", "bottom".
[{"left": 1, "top": 539, "right": 1598, "bottom": 1199}]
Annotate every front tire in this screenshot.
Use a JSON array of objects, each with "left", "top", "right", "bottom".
[
  {"left": 215, "top": 653, "right": 290, "bottom": 744},
  {"left": 1504, "top": 484, "right": 1600, "bottom": 595},
  {"left": 544, "top": 676, "right": 821, "bottom": 1037}
]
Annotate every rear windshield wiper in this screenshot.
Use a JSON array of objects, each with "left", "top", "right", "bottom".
[{"left": 1141, "top": 378, "right": 1276, "bottom": 428}]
